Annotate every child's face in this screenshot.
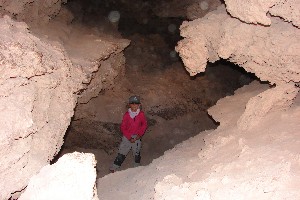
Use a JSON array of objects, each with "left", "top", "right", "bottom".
[{"left": 129, "top": 103, "right": 140, "bottom": 112}]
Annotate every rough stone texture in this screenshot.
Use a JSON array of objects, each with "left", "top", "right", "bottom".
[
  {"left": 77, "top": 52, "right": 127, "bottom": 104},
  {"left": 0, "top": 0, "right": 67, "bottom": 26},
  {"left": 238, "top": 83, "right": 299, "bottom": 130},
  {"left": 0, "top": 8, "right": 129, "bottom": 198},
  {"left": 30, "top": 14, "right": 130, "bottom": 115},
  {"left": 35, "top": 27, "right": 128, "bottom": 106},
  {"left": 176, "top": 4, "right": 300, "bottom": 129},
  {"left": 0, "top": 0, "right": 299, "bottom": 199},
  {"left": 225, "top": 0, "right": 300, "bottom": 28},
  {"left": 0, "top": 15, "right": 83, "bottom": 199},
  {"left": 19, "top": 152, "right": 99, "bottom": 200},
  {"left": 176, "top": 5, "right": 300, "bottom": 85}
]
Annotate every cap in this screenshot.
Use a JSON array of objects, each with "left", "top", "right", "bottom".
[{"left": 129, "top": 95, "right": 140, "bottom": 104}]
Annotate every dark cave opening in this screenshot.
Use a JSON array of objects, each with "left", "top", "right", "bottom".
[{"left": 55, "top": 0, "right": 257, "bottom": 176}]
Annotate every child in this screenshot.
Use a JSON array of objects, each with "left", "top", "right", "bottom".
[{"left": 109, "top": 95, "right": 148, "bottom": 172}]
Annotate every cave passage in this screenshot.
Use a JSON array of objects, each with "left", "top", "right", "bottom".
[{"left": 58, "top": 0, "right": 256, "bottom": 177}]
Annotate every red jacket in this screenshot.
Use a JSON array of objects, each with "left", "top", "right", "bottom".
[{"left": 120, "top": 111, "right": 148, "bottom": 140}]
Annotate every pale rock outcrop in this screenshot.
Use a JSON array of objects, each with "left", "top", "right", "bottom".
[
  {"left": 76, "top": 48, "right": 128, "bottom": 105},
  {"left": 19, "top": 152, "right": 98, "bottom": 200},
  {"left": 225, "top": 0, "right": 300, "bottom": 28},
  {"left": 176, "top": 5, "right": 300, "bottom": 85},
  {"left": 64, "top": 29, "right": 129, "bottom": 145},
  {"left": 30, "top": 15, "right": 130, "bottom": 117},
  {"left": 0, "top": 6, "right": 129, "bottom": 197},
  {"left": 176, "top": 5, "right": 300, "bottom": 129},
  {"left": 237, "top": 83, "right": 299, "bottom": 130},
  {"left": 0, "top": 5, "right": 132, "bottom": 184},
  {"left": 0, "top": 15, "right": 83, "bottom": 199}
]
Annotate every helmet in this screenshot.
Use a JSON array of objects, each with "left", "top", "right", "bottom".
[{"left": 129, "top": 95, "right": 140, "bottom": 104}]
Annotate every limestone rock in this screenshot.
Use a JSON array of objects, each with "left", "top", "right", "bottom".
[
  {"left": 19, "top": 152, "right": 99, "bottom": 200},
  {"left": 0, "top": 0, "right": 66, "bottom": 26},
  {"left": 0, "top": 15, "right": 83, "bottom": 199},
  {"left": 237, "top": 83, "right": 299, "bottom": 130},
  {"left": 176, "top": 5, "right": 300, "bottom": 85},
  {"left": 225, "top": 0, "right": 300, "bottom": 27}
]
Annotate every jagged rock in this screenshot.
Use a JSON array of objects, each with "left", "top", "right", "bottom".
[
  {"left": 225, "top": 0, "right": 300, "bottom": 28},
  {"left": 0, "top": 0, "right": 67, "bottom": 26},
  {"left": 0, "top": 8, "right": 129, "bottom": 198},
  {"left": 237, "top": 83, "right": 299, "bottom": 130},
  {"left": 176, "top": 5, "right": 300, "bottom": 85},
  {"left": 0, "top": 15, "right": 83, "bottom": 199},
  {"left": 19, "top": 152, "right": 98, "bottom": 200}
]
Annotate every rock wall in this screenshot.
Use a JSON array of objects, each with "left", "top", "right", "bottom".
[
  {"left": 176, "top": 4, "right": 300, "bottom": 130},
  {"left": 0, "top": 0, "right": 67, "bottom": 26},
  {"left": 1, "top": 0, "right": 299, "bottom": 199},
  {"left": 225, "top": 0, "right": 300, "bottom": 28},
  {"left": 176, "top": 5, "right": 300, "bottom": 84},
  {"left": 19, "top": 152, "right": 98, "bottom": 200},
  {"left": 0, "top": 16, "right": 83, "bottom": 199},
  {"left": 0, "top": 2, "right": 129, "bottom": 198}
]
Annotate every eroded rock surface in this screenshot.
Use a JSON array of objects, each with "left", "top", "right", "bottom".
[
  {"left": 0, "top": 5, "right": 129, "bottom": 198},
  {"left": 176, "top": 5, "right": 300, "bottom": 129},
  {"left": 225, "top": 0, "right": 300, "bottom": 27},
  {"left": 19, "top": 152, "right": 98, "bottom": 200},
  {"left": 1, "top": 0, "right": 299, "bottom": 199},
  {"left": 176, "top": 5, "right": 300, "bottom": 85},
  {"left": 0, "top": 0, "right": 67, "bottom": 26},
  {"left": 0, "top": 16, "right": 83, "bottom": 199}
]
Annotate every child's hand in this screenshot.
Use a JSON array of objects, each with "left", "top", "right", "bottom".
[{"left": 130, "top": 138, "right": 135, "bottom": 143}]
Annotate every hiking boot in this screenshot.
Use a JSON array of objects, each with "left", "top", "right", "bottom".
[{"left": 109, "top": 165, "right": 117, "bottom": 173}]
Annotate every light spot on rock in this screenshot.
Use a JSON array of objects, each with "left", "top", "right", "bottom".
[
  {"left": 108, "top": 11, "right": 120, "bottom": 23},
  {"left": 200, "top": 1, "right": 209, "bottom": 11}
]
